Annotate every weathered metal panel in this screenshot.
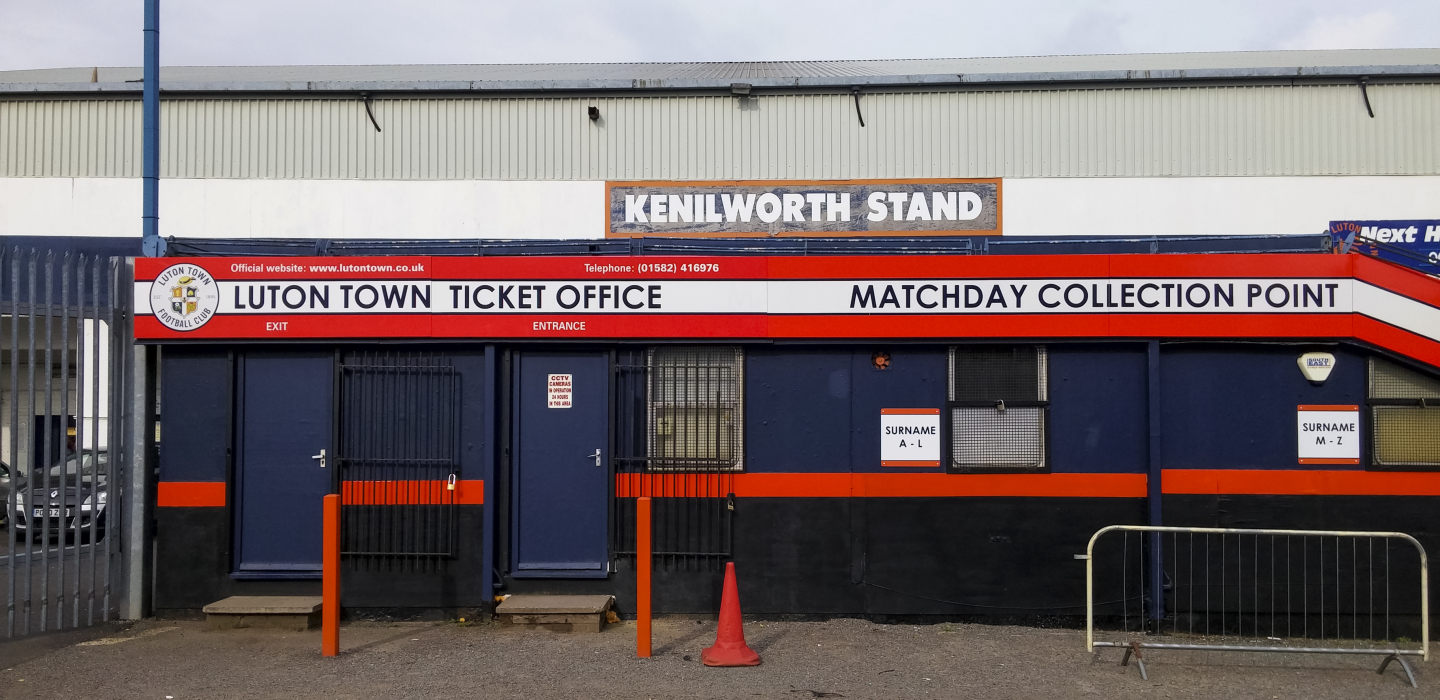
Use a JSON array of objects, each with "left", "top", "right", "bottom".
[{"left": 1, "top": 83, "right": 1437, "bottom": 180}]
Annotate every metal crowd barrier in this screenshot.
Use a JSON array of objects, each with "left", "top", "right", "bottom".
[{"left": 1084, "top": 525, "right": 1429, "bottom": 687}]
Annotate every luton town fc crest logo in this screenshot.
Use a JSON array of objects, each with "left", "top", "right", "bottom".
[{"left": 148, "top": 264, "right": 219, "bottom": 331}]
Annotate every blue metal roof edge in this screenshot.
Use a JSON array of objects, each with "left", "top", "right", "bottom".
[{"left": 161, "top": 234, "right": 1331, "bottom": 257}]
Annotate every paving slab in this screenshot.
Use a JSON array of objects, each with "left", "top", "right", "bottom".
[
  {"left": 495, "top": 595, "right": 613, "bottom": 615},
  {"left": 202, "top": 596, "right": 324, "bottom": 614}
]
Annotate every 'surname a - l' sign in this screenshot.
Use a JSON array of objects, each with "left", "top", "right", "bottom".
[{"left": 881, "top": 408, "right": 941, "bottom": 467}]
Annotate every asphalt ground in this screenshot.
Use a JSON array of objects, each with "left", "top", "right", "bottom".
[{"left": 0, "top": 616, "right": 1428, "bottom": 699}]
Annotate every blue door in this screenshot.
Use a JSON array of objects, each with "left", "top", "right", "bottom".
[
  {"left": 513, "top": 352, "right": 609, "bottom": 578},
  {"left": 235, "top": 353, "right": 333, "bottom": 577}
]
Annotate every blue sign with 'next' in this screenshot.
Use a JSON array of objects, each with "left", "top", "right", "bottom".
[{"left": 1330, "top": 220, "right": 1440, "bottom": 275}]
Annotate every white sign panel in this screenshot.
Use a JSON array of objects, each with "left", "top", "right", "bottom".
[
  {"left": 881, "top": 408, "right": 941, "bottom": 467},
  {"left": 1297, "top": 405, "right": 1360, "bottom": 464},
  {"left": 547, "top": 374, "right": 573, "bottom": 409},
  {"left": 135, "top": 278, "right": 1357, "bottom": 317}
]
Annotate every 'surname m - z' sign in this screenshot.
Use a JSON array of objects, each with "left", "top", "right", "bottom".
[{"left": 1297, "top": 404, "right": 1360, "bottom": 465}]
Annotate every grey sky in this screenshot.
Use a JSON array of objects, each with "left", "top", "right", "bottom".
[{"left": 2, "top": 0, "right": 1438, "bottom": 70}]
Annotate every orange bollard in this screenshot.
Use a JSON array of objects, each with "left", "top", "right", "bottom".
[
  {"left": 637, "top": 496, "right": 652, "bottom": 658},
  {"left": 322, "top": 493, "right": 340, "bottom": 657}
]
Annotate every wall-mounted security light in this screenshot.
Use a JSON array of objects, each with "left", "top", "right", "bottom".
[
  {"left": 1298, "top": 352, "right": 1337, "bottom": 384},
  {"left": 730, "top": 83, "right": 752, "bottom": 95},
  {"left": 588, "top": 106, "right": 601, "bottom": 122}
]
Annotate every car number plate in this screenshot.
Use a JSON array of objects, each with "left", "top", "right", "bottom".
[{"left": 32, "top": 508, "right": 68, "bottom": 518}]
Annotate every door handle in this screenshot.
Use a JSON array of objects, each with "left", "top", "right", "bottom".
[
  {"left": 587, "top": 449, "right": 601, "bottom": 467},
  {"left": 312, "top": 449, "right": 327, "bottom": 468}
]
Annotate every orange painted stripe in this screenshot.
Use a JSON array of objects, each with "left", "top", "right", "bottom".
[
  {"left": 617, "top": 472, "right": 1146, "bottom": 498},
  {"left": 1161, "top": 469, "right": 1440, "bottom": 496},
  {"left": 341, "top": 480, "right": 484, "bottom": 505},
  {"left": 1298, "top": 405, "right": 1358, "bottom": 411},
  {"left": 881, "top": 408, "right": 939, "bottom": 415},
  {"left": 157, "top": 481, "right": 226, "bottom": 507},
  {"left": 853, "top": 473, "right": 1147, "bottom": 498},
  {"left": 730, "top": 473, "right": 852, "bottom": 497}
]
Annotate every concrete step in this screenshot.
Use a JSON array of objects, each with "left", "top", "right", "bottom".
[
  {"left": 495, "top": 594, "right": 614, "bottom": 633},
  {"left": 203, "top": 596, "right": 323, "bottom": 632}
]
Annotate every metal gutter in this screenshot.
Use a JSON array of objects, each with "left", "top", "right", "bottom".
[{"left": 4, "top": 64, "right": 1439, "bottom": 94}]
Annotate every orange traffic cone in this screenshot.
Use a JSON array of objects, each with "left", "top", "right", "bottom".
[{"left": 701, "top": 562, "right": 761, "bottom": 667}]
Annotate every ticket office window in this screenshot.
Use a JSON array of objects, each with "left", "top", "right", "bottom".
[
  {"left": 947, "top": 345, "right": 1049, "bottom": 472},
  {"left": 646, "top": 346, "right": 744, "bottom": 472},
  {"left": 1368, "top": 357, "right": 1440, "bottom": 470}
]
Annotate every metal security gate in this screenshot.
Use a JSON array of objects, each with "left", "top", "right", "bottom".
[
  {"left": 2, "top": 247, "right": 130, "bottom": 637},
  {"left": 612, "top": 348, "right": 737, "bottom": 571},
  {"left": 337, "top": 352, "right": 460, "bottom": 569}
]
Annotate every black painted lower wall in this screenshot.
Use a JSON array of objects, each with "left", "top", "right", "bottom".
[
  {"left": 506, "top": 497, "right": 1147, "bottom": 618},
  {"left": 158, "top": 495, "right": 1438, "bottom": 622},
  {"left": 155, "top": 505, "right": 487, "bottom": 613}
]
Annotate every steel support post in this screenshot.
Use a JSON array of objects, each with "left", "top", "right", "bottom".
[
  {"left": 122, "top": 342, "right": 157, "bottom": 620},
  {"left": 1146, "top": 340, "right": 1164, "bottom": 631},
  {"left": 141, "top": 0, "right": 166, "bottom": 257},
  {"left": 481, "top": 345, "right": 497, "bottom": 608}
]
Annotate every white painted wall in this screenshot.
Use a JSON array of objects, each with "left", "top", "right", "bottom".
[
  {"left": 1002, "top": 176, "right": 1440, "bottom": 237},
  {"left": 0, "top": 318, "right": 112, "bottom": 470},
  {"left": 2, "top": 176, "right": 1438, "bottom": 240},
  {"left": 0, "top": 178, "right": 605, "bottom": 240}
]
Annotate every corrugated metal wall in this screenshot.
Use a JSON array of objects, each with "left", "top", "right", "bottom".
[{"left": 2, "top": 82, "right": 1437, "bottom": 180}]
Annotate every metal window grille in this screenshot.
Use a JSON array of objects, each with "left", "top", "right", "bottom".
[
  {"left": 947, "top": 345, "right": 1048, "bottom": 471},
  {"left": 611, "top": 346, "right": 740, "bottom": 569},
  {"left": 645, "top": 346, "right": 743, "bottom": 473},
  {"left": 337, "top": 352, "right": 460, "bottom": 563},
  {"left": 1368, "top": 358, "right": 1440, "bottom": 469}
]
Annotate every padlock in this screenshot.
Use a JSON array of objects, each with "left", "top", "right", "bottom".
[{"left": 447, "top": 474, "right": 457, "bottom": 491}]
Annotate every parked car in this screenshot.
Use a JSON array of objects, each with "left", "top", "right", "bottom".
[
  {"left": 12, "top": 450, "right": 108, "bottom": 543},
  {"left": 0, "top": 461, "right": 10, "bottom": 528}
]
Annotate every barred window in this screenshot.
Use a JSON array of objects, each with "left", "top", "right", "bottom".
[
  {"left": 1368, "top": 357, "right": 1440, "bottom": 469},
  {"left": 948, "top": 346, "right": 1048, "bottom": 472},
  {"left": 647, "top": 346, "right": 744, "bottom": 472}
]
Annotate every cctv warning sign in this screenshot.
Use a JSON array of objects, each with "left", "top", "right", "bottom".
[{"left": 548, "top": 374, "right": 573, "bottom": 409}]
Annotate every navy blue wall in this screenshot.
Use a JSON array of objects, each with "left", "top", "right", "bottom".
[
  {"left": 746, "top": 344, "right": 1149, "bottom": 475},
  {"left": 1049, "top": 345, "right": 1149, "bottom": 474},
  {"left": 848, "top": 348, "right": 947, "bottom": 473},
  {"left": 159, "top": 349, "right": 231, "bottom": 483},
  {"left": 1160, "top": 345, "right": 1367, "bottom": 470},
  {"left": 745, "top": 346, "right": 949, "bottom": 474},
  {"left": 745, "top": 349, "right": 853, "bottom": 473}
]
